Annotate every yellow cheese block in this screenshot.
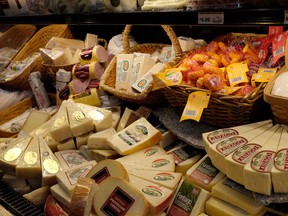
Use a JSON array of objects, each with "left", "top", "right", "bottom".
[
  {"left": 243, "top": 126, "right": 283, "bottom": 195},
  {"left": 54, "top": 149, "right": 91, "bottom": 169},
  {"left": 107, "top": 117, "right": 162, "bottom": 155},
  {"left": 128, "top": 174, "right": 174, "bottom": 216},
  {"left": 85, "top": 159, "right": 128, "bottom": 184},
  {"left": 208, "top": 123, "right": 273, "bottom": 173},
  {"left": 205, "top": 196, "right": 252, "bottom": 216},
  {"left": 271, "top": 126, "right": 288, "bottom": 193},
  {"left": 39, "top": 136, "right": 63, "bottom": 187},
  {"left": 211, "top": 177, "right": 264, "bottom": 215},
  {"left": 186, "top": 154, "right": 225, "bottom": 192},
  {"left": 202, "top": 119, "right": 272, "bottom": 154},
  {"left": 75, "top": 132, "right": 93, "bottom": 149},
  {"left": 56, "top": 160, "right": 96, "bottom": 196},
  {"left": 225, "top": 124, "right": 280, "bottom": 185},
  {"left": 167, "top": 178, "right": 211, "bottom": 216},
  {"left": 87, "top": 128, "right": 116, "bottom": 150},
  {"left": 50, "top": 100, "right": 73, "bottom": 142},
  {"left": 43, "top": 132, "right": 58, "bottom": 152},
  {"left": 93, "top": 177, "right": 150, "bottom": 216},
  {"left": 16, "top": 135, "right": 41, "bottom": 179},
  {"left": 57, "top": 138, "right": 76, "bottom": 151}
]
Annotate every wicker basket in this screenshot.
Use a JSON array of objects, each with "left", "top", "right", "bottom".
[
  {"left": 100, "top": 25, "right": 183, "bottom": 105},
  {"left": 163, "top": 33, "right": 272, "bottom": 128},
  {"left": 0, "top": 24, "right": 73, "bottom": 90},
  {"left": 0, "top": 97, "right": 35, "bottom": 137}
]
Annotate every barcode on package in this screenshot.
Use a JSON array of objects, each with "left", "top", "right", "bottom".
[
  {"left": 231, "top": 76, "right": 243, "bottom": 83},
  {"left": 273, "top": 47, "right": 284, "bottom": 57},
  {"left": 184, "top": 110, "right": 197, "bottom": 117}
]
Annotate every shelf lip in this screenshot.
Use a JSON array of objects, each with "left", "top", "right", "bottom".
[{"left": 0, "top": 8, "right": 288, "bottom": 25}]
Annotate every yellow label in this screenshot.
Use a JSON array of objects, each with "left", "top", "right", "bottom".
[
  {"left": 24, "top": 151, "right": 38, "bottom": 165},
  {"left": 43, "top": 158, "right": 59, "bottom": 174},
  {"left": 152, "top": 68, "right": 182, "bottom": 91},
  {"left": 180, "top": 91, "right": 211, "bottom": 122},
  {"left": 4, "top": 148, "right": 22, "bottom": 162},
  {"left": 72, "top": 111, "right": 86, "bottom": 122},
  {"left": 251, "top": 67, "right": 277, "bottom": 84},
  {"left": 226, "top": 62, "right": 249, "bottom": 87},
  {"left": 54, "top": 116, "right": 66, "bottom": 127},
  {"left": 219, "top": 86, "right": 242, "bottom": 95}
]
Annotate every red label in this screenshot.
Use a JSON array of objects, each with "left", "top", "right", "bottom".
[
  {"left": 92, "top": 167, "right": 110, "bottom": 184},
  {"left": 232, "top": 143, "right": 262, "bottom": 164},
  {"left": 207, "top": 129, "right": 238, "bottom": 144},
  {"left": 251, "top": 150, "right": 275, "bottom": 173},
  {"left": 274, "top": 148, "right": 288, "bottom": 171},
  {"left": 216, "top": 136, "right": 248, "bottom": 156}
]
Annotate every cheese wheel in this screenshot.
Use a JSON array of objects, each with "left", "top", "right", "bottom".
[
  {"left": 93, "top": 176, "right": 150, "bottom": 216},
  {"left": 69, "top": 178, "right": 97, "bottom": 216},
  {"left": 85, "top": 159, "right": 128, "bottom": 184}
]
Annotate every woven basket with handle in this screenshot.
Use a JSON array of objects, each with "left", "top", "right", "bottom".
[
  {"left": 100, "top": 25, "right": 183, "bottom": 105},
  {"left": 0, "top": 24, "right": 73, "bottom": 90}
]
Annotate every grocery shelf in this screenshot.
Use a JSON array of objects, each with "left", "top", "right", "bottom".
[{"left": 0, "top": 8, "right": 288, "bottom": 26}]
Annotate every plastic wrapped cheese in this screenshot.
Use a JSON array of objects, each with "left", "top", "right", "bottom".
[{"left": 271, "top": 71, "right": 288, "bottom": 97}]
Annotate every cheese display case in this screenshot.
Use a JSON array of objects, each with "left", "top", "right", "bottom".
[{"left": 1, "top": 2, "right": 288, "bottom": 216}]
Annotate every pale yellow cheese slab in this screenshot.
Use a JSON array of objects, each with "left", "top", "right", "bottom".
[
  {"left": 104, "top": 106, "right": 121, "bottom": 129},
  {"left": 57, "top": 138, "right": 76, "bottom": 151},
  {"left": 87, "top": 128, "right": 116, "bottom": 150},
  {"left": 75, "top": 131, "right": 93, "bottom": 150},
  {"left": 106, "top": 117, "right": 162, "bottom": 155},
  {"left": 50, "top": 183, "right": 71, "bottom": 208}
]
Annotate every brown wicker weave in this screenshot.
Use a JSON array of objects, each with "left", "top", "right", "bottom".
[
  {"left": 100, "top": 25, "right": 183, "bottom": 105},
  {"left": 0, "top": 24, "right": 73, "bottom": 90}
]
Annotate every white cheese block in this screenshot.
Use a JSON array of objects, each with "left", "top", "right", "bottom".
[
  {"left": 202, "top": 119, "right": 272, "bottom": 154},
  {"left": 128, "top": 169, "right": 182, "bottom": 190},
  {"left": 45, "top": 37, "right": 85, "bottom": 56},
  {"left": 69, "top": 177, "right": 97, "bottom": 216},
  {"left": 66, "top": 100, "right": 94, "bottom": 137},
  {"left": 120, "top": 154, "right": 175, "bottom": 173},
  {"left": 167, "top": 178, "right": 210, "bottom": 216},
  {"left": 104, "top": 106, "right": 121, "bottom": 129},
  {"left": 54, "top": 149, "right": 91, "bottom": 169},
  {"left": 107, "top": 117, "right": 162, "bottom": 155},
  {"left": 57, "top": 138, "right": 76, "bottom": 151},
  {"left": 205, "top": 196, "right": 251, "bottom": 216},
  {"left": 208, "top": 123, "right": 273, "bottom": 173},
  {"left": 211, "top": 177, "right": 264, "bottom": 215},
  {"left": 115, "top": 53, "right": 134, "bottom": 91},
  {"left": 56, "top": 161, "right": 96, "bottom": 196},
  {"left": 50, "top": 100, "right": 73, "bottom": 142},
  {"left": 271, "top": 126, "right": 288, "bottom": 193},
  {"left": 75, "top": 131, "right": 93, "bottom": 149},
  {"left": 225, "top": 124, "right": 280, "bottom": 185},
  {"left": 0, "top": 135, "right": 32, "bottom": 175},
  {"left": 243, "top": 126, "right": 283, "bottom": 195},
  {"left": 78, "top": 103, "right": 113, "bottom": 132},
  {"left": 128, "top": 174, "right": 174, "bottom": 216},
  {"left": 186, "top": 154, "right": 225, "bottom": 192},
  {"left": 84, "top": 33, "right": 98, "bottom": 49},
  {"left": 43, "top": 132, "right": 58, "bottom": 152},
  {"left": 50, "top": 183, "right": 71, "bottom": 208},
  {"left": 39, "top": 136, "right": 63, "bottom": 187},
  {"left": 85, "top": 159, "right": 128, "bottom": 184},
  {"left": 16, "top": 135, "right": 41, "bottom": 179},
  {"left": 155, "top": 124, "right": 178, "bottom": 149},
  {"left": 167, "top": 144, "right": 202, "bottom": 174},
  {"left": 88, "top": 149, "right": 120, "bottom": 162},
  {"left": 87, "top": 128, "right": 116, "bottom": 150},
  {"left": 116, "top": 107, "right": 141, "bottom": 132},
  {"left": 93, "top": 176, "right": 150, "bottom": 216}
]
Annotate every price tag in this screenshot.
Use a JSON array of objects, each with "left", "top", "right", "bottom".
[
  {"left": 198, "top": 12, "right": 224, "bottom": 25},
  {"left": 285, "top": 10, "right": 288, "bottom": 24}
]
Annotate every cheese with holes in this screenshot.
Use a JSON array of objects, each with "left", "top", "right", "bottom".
[
  {"left": 85, "top": 159, "right": 128, "bottom": 184},
  {"left": 57, "top": 138, "right": 76, "bottom": 151},
  {"left": 107, "top": 117, "right": 162, "bottom": 155},
  {"left": 167, "top": 143, "right": 202, "bottom": 174},
  {"left": 120, "top": 154, "right": 175, "bottom": 172},
  {"left": 0, "top": 136, "right": 32, "bottom": 175},
  {"left": 56, "top": 161, "right": 96, "bottom": 196},
  {"left": 50, "top": 100, "right": 73, "bottom": 142},
  {"left": 55, "top": 150, "right": 91, "bottom": 169},
  {"left": 128, "top": 169, "right": 182, "bottom": 190},
  {"left": 167, "top": 178, "right": 210, "bottom": 216},
  {"left": 155, "top": 124, "right": 178, "bottom": 149},
  {"left": 243, "top": 126, "right": 282, "bottom": 195},
  {"left": 208, "top": 123, "right": 273, "bottom": 173},
  {"left": 50, "top": 183, "right": 71, "bottom": 208},
  {"left": 271, "top": 126, "right": 288, "bottom": 193},
  {"left": 93, "top": 177, "right": 150, "bottom": 216},
  {"left": 116, "top": 107, "right": 141, "bottom": 132},
  {"left": 16, "top": 135, "right": 41, "bottom": 179},
  {"left": 128, "top": 174, "right": 174, "bottom": 215},
  {"left": 211, "top": 177, "right": 264, "bottom": 215},
  {"left": 66, "top": 100, "right": 94, "bottom": 137},
  {"left": 69, "top": 178, "right": 97, "bottom": 216},
  {"left": 78, "top": 103, "right": 113, "bottom": 132},
  {"left": 186, "top": 154, "right": 225, "bottom": 191},
  {"left": 87, "top": 128, "right": 116, "bottom": 150},
  {"left": 225, "top": 124, "right": 280, "bottom": 185},
  {"left": 202, "top": 119, "right": 272, "bottom": 154},
  {"left": 205, "top": 196, "right": 250, "bottom": 216},
  {"left": 39, "top": 136, "right": 63, "bottom": 187}
]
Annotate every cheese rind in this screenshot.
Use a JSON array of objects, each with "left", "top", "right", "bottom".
[
  {"left": 107, "top": 117, "right": 162, "bottom": 155},
  {"left": 93, "top": 177, "right": 150, "bottom": 216}
]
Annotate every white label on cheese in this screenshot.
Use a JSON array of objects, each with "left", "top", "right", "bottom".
[
  {"left": 207, "top": 129, "right": 239, "bottom": 144},
  {"left": 250, "top": 150, "right": 276, "bottom": 173},
  {"left": 216, "top": 136, "right": 248, "bottom": 156},
  {"left": 231, "top": 144, "right": 262, "bottom": 165}
]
